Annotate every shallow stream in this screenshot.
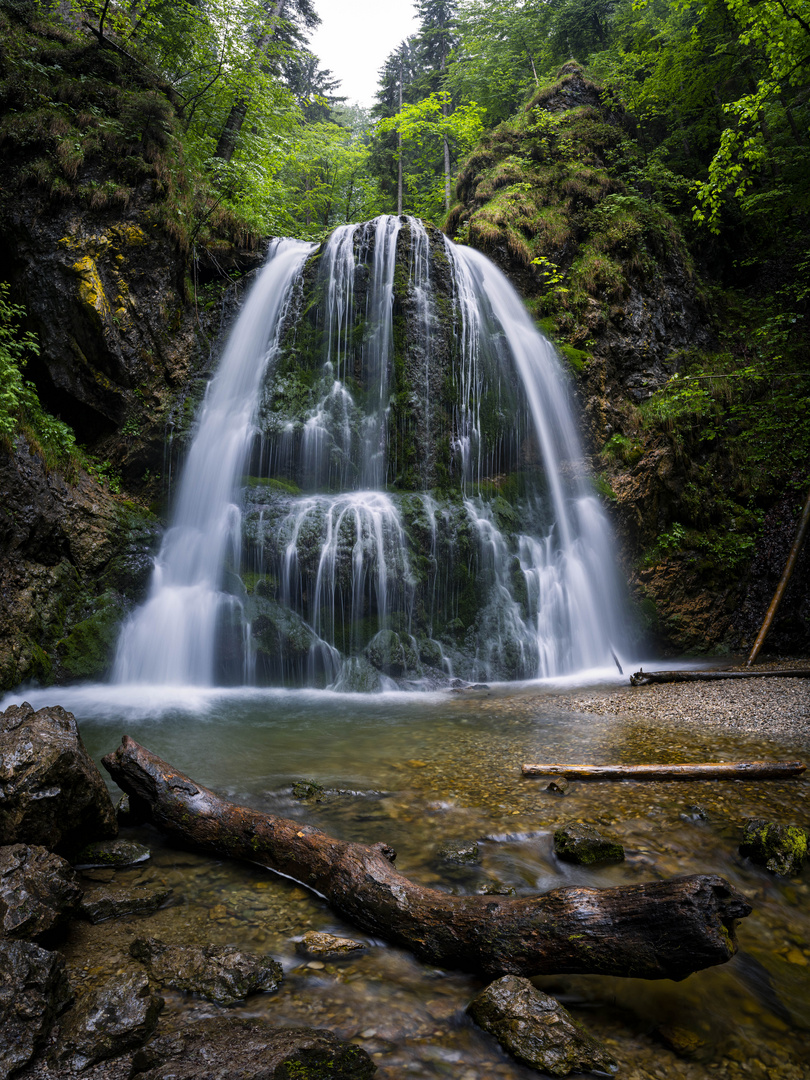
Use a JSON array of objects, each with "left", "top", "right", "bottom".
[{"left": 6, "top": 678, "right": 809, "bottom": 1080}]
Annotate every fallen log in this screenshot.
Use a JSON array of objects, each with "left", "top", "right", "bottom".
[
  {"left": 522, "top": 761, "right": 806, "bottom": 781},
  {"left": 630, "top": 667, "right": 810, "bottom": 686},
  {"left": 103, "top": 737, "right": 751, "bottom": 982}
]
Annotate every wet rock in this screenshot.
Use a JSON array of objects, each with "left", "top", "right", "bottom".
[
  {"left": 739, "top": 819, "right": 808, "bottom": 876},
  {"left": 476, "top": 878, "right": 516, "bottom": 896},
  {"left": 0, "top": 939, "right": 73, "bottom": 1079},
  {"left": 130, "top": 1017, "right": 377, "bottom": 1079},
  {"left": 366, "top": 629, "right": 409, "bottom": 676},
  {"left": 467, "top": 974, "right": 618, "bottom": 1076},
  {"left": 296, "top": 930, "right": 366, "bottom": 959},
  {"left": 79, "top": 885, "right": 173, "bottom": 923},
  {"left": 553, "top": 822, "right": 625, "bottom": 865},
  {"left": 129, "top": 936, "right": 283, "bottom": 1004},
  {"left": 73, "top": 838, "right": 151, "bottom": 868},
  {"left": 0, "top": 844, "right": 83, "bottom": 940},
  {"left": 0, "top": 703, "right": 117, "bottom": 852},
  {"left": 437, "top": 839, "right": 481, "bottom": 865},
  {"left": 291, "top": 778, "right": 326, "bottom": 802},
  {"left": 657, "top": 1022, "right": 707, "bottom": 1058},
  {"left": 50, "top": 969, "right": 163, "bottom": 1072}
]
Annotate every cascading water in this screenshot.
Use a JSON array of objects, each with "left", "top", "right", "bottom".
[
  {"left": 112, "top": 239, "right": 315, "bottom": 686},
  {"left": 114, "top": 216, "right": 629, "bottom": 689}
]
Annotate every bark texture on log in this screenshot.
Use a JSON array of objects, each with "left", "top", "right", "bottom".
[
  {"left": 522, "top": 761, "right": 806, "bottom": 781},
  {"left": 630, "top": 668, "right": 810, "bottom": 686},
  {"left": 102, "top": 737, "right": 752, "bottom": 982}
]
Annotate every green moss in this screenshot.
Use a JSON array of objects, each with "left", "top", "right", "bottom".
[
  {"left": 56, "top": 591, "right": 122, "bottom": 680},
  {"left": 740, "top": 819, "right": 808, "bottom": 876}
]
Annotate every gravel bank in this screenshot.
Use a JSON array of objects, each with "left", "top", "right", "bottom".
[{"left": 539, "top": 664, "right": 810, "bottom": 747}]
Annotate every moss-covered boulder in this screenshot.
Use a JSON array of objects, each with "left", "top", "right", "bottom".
[
  {"left": 553, "top": 822, "right": 625, "bottom": 865},
  {"left": 739, "top": 819, "right": 808, "bottom": 876}
]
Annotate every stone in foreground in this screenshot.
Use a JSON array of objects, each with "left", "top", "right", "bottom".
[
  {"left": 51, "top": 969, "right": 163, "bottom": 1071},
  {"left": 0, "top": 703, "right": 117, "bottom": 851},
  {"left": 72, "top": 837, "right": 151, "bottom": 868},
  {"left": 130, "top": 1017, "right": 376, "bottom": 1078},
  {"left": 0, "top": 844, "right": 83, "bottom": 940},
  {"left": 130, "top": 936, "right": 283, "bottom": 1004},
  {"left": 467, "top": 975, "right": 618, "bottom": 1076},
  {"left": 739, "top": 818, "right": 808, "bottom": 876},
  {"left": 0, "top": 939, "right": 73, "bottom": 1079},
  {"left": 79, "top": 884, "right": 173, "bottom": 923},
  {"left": 296, "top": 930, "right": 367, "bottom": 959},
  {"left": 554, "top": 821, "right": 625, "bottom": 865}
]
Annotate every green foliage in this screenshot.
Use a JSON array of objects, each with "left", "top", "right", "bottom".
[{"left": 0, "top": 282, "right": 77, "bottom": 464}]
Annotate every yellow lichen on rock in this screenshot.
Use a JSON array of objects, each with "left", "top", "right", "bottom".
[{"left": 72, "top": 255, "right": 111, "bottom": 321}]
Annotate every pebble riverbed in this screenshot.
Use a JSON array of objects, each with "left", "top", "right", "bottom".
[{"left": 13, "top": 666, "right": 810, "bottom": 1080}]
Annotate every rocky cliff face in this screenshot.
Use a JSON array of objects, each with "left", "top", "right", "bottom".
[
  {"left": 0, "top": 9, "right": 261, "bottom": 689},
  {"left": 448, "top": 64, "right": 808, "bottom": 657}
]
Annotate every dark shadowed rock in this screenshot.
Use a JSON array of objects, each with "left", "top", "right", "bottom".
[
  {"left": 130, "top": 1017, "right": 376, "bottom": 1079},
  {"left": 0, "top": 939, "right": 73, "bottom": 1079},
  {"left": 129, "top": 936, "right": 283, "bottom": 1004},
  {"left": 467, "top": 975, "right": 618, "bottom": 1076},
  {"left": 0, "top": 844, "right": 83, "bottom": 940},
  {"left": 79, "top": 884, "right": 173, "bottom": 923},
  {"left": 50, "top": 969, "right": 163, "bottom": 1072},
  {"left": 73, "top": 838, "right": 151, "bottom": 868},
  {"left": 0, "top": 703, "right": 117, "bottom": 852},
  {"left": 740, "top": 818, "right": 808, "bottom": 876},
  {"left": 296, "top": 931, "right": 367, "bottom": 959},
  {"left": 553, "top": 822, "right": 625, "bottom": 865}
]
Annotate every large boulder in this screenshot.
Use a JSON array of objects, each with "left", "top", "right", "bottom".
[
  {"left": 0, "top": 702, "right": 117, "bottom": 852},
  {"left": 467, "top": 975, "right": 618, "bottom": 1076},
  {"left": 130, "top": 1017, "right": 377, "bottom": 1079},
  {"left": 0, "top": 844, "right": 83, "bottom": 940},
  {"left": 0, "top": 939, "right": 73, "bottom": 1080},
  {"left": 50, "top": 969, "right": 163, "bottom": 1072}
]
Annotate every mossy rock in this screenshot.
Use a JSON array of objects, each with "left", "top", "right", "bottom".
[
  {"left": 739, "top": 819, "right": 808, "bottom": 876},
  {"left": 554, "top": 822, "right": 625, "bottom": 865}
]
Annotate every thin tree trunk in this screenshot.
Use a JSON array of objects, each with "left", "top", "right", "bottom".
[
  {"left": 522, "top": 761, "right": 806, "bottom": 781},
  {"left": 747, "top": 486, "right": 810, "bottom": 665},
  {"left": 102, "top": 737, "right": 752, "bottom": 982}
]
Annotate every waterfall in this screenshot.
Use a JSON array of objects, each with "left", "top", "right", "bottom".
[
  {"left": 114, "top": 216, "right": 629, "bottom": 689},
  {"left": 112, "top": 239, "right": 315, "bottom": 686}
]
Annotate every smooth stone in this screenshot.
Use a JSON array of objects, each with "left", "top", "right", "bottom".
[
  {"left": 130, "top": 1017, "right": 377, "bottom": 1078},
  {"left": 72, "top": 838, "right": 151, "bottom": 868},
  {"left": 50, "top": 969, "right": 163, "bottom": 1071},
  {"left": 0, "top": 703, "right": 117, "bottom": 852},
  {"left": 79, "top": 885, "right": 173, "bottom": 923},
  {"left": 296, "top": 930, "right": 366, "bottom": 959},
  {"left": 130, "top": 936, "right": 283, "bottom": 1004},
  {"left": 437, "top": 839, "right": 481, "bottom": 864},
  {"left": 0, "top": 939, "right": 73, "bottom": 1078},
  {"left": 553, "top": 821, "right": 625, "bottom": 865},
  {"left": 467, "top": 974, "right": 618, "bottom": 1076},
  {"left": 0, "top": 844, "right": 83, "bottom": 940}
]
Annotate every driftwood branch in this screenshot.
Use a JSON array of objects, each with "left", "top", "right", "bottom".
[
  {"left": 522, "top": 761, "right": 806, "bottom": 781},
  {"left": 747, "top": 485, "right": 810, "bottom": 666},
  {"left": 630, "top": 668, "right": 810, "bottom": 686},
  {"left": 102, "top": 737, "right": 752, "bottom": 982}
]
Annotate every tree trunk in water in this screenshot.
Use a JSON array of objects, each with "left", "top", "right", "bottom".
[
  {"left": 747, "top": 486, "right": 810, "bottom": 666},
  {"left": 631, "top": 668, "right": 810, "bottom": 685},
  {"left": 522, "top": 761, "right": 806, "bottom": 781},
  {"left": 102, "top": 737, "right": 752, "bottom": 982}
]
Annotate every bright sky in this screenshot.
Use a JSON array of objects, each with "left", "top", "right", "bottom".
[{"left": 308, "top": 0, "right": 419, "bottom": 108}]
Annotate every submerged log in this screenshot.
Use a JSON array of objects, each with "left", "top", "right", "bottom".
[
  {"left": 630, "top": 667, "right": 810, "bottom": 686},
  {"left": 522, "top": 761, "right": 806, "bottom": 781},
  {"left": 103, "top": 737, "right": 752, "bottom": 982}
]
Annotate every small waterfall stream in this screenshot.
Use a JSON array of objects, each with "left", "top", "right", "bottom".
[{"left": 114, "top": 216, "right": 629, "bottom": 689}]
